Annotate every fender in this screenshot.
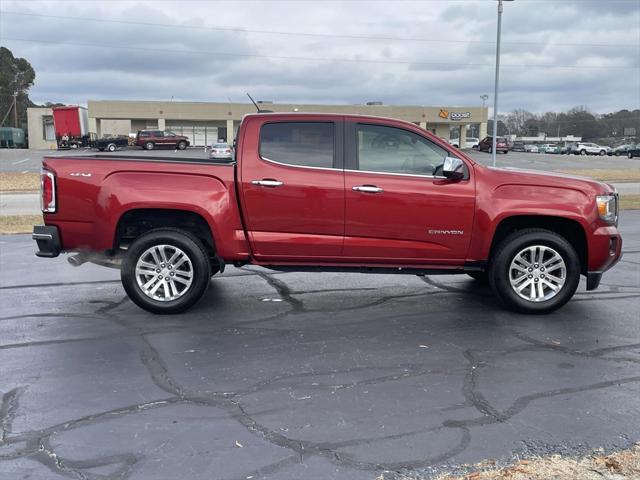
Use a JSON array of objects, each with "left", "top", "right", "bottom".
[
  {"left": 467, "top": 182, "right": 593, "bottom": 262},
  {"left": 93, "top": 171, "right": 249, "bottom": 259}
]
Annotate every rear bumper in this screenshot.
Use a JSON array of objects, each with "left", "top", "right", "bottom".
[{"left": 32, "top": 225, "right": 61, "bottom": 258}]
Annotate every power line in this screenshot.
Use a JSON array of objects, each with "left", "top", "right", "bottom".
[
  {"left": 1, "top": 10, "right": 638, "bottom": 48},
  {"left": 2, "top": 37, "right": 638, "bottom": 70}
]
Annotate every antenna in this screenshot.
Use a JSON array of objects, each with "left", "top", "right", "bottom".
[{"left": 246, "top": 93, "right": 260, "bottom": 113}]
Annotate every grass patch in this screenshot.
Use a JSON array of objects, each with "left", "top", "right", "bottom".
[
  {"left": 0, "top": 214, "right": 42, "bottom": 234},
  {"left": 390, "top": 445, "right": 640, "bottom": 480},
  {"left": 0, "top": 172, "right": 40, "bottom": 192},
  {"left": 557, "top": 168, "right": 640, "bottom": 183},
  {"left": 621, "top": 194, "right": 640, "bottom": 210}
]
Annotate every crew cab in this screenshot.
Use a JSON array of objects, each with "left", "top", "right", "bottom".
[{"left": 32, "top": 113, "right": 622, "bottom": 314}]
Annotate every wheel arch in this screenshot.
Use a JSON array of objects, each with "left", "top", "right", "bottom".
[
  {"left": 114, "top": 208, "right": 217, "bottom": 259},
  {"left": 488, "top": 215, "right": 588, "bottom": 275}
]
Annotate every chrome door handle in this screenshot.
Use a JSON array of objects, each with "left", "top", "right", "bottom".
[
  {"left": 352, "top": 185, "right": 384, "bottom": 193},
  {"left": 252, "top": 179, "right": 284, "bottom": 187}
]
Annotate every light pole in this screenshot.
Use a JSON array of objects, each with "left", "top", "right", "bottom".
[
  {"left": 480, "top": 94, "right": 488, "bottom": 108},
  {"left": 491, "top": 0, "right": 513, "bottom": 167}
]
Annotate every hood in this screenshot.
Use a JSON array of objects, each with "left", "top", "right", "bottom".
[{"left": 478, "top": 164, "right": 615, "bottom": 196}]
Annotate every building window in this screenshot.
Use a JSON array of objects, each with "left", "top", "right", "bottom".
[{"left": 42, "top": 116, "right": 55, "bottom": 140}]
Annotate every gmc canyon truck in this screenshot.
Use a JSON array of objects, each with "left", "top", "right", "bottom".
[{"left": 32, "top": 113, "right": 622, "bottom": 314}]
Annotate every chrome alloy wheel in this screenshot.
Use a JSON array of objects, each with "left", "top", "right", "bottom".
[
  {"left": 135, "top": 244, "right": 194, "bottom": 301},
  {"left": 508, "top": 245, "right": 566, "bottom": 303}
]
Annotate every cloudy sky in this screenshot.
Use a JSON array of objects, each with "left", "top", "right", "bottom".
[{"left": 1, "top": 0, "right": 639, "bottom": 114}]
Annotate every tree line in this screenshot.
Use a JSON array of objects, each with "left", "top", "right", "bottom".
[{"left": 489, "top": 107, "right": 639, "bottom": 142}]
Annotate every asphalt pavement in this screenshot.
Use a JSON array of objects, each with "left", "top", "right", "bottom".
[{"left": 1, "top": 212, "right": 639, "bottom": 479}]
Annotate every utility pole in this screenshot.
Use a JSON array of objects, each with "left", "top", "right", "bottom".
[
  {"left": 492, "top": 0, "right": 514, "bottom": 167},
  {"left": 12, "top": 92, "right": 18, "bottom": 128}
]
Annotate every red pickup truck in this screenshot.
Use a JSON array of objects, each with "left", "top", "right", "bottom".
[{"left": 33, "top": 113, "right": 622, "bottom": 314}]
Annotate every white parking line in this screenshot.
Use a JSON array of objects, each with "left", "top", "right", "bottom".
[{"left": 12, "top": 158, "right": 31, "bottom": 165}]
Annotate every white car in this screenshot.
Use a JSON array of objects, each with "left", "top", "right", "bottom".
[
  {"left": 209, "top": 143, "right": 233, "bottom": 160},
  {"left": 449, "top": 137, "right": 479, "bottom": 149},
  {"left": 572, "top": 142, "right": 609, "bottom": 156},
  {"left": 524, "top": 144, "right": 539, "bottom": 153}
]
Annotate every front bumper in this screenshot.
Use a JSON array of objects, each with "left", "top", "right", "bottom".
[{"left": 32, "top": 225, "right": 61, "bottom": 258}]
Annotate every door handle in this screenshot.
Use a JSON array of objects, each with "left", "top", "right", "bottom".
[
  {"left": 352, "top": 185, "right": 384, "bottom": 193},
  {"left": 252, "top": 179, "right": 284, "bottom": 187}
]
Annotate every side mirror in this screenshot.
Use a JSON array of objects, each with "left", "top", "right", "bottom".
[{"left": 442, "top": 157, "right": 465, "bottom": 180}]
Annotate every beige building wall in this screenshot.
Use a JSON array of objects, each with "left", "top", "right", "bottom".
[
  {"left": 101, "top": 119, "right": 131, "bottom": 137},
  {"left": 27, "top": 107, "right": 57, "bottom": 150},
  {"left": 27, "top": 101, "right": 488, "bottom": 149}
]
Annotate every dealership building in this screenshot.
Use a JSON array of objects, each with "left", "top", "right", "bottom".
[{"left": 27, "top": 100, "right": 488, "bottom": 150}]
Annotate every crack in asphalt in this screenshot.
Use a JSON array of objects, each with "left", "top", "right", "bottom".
[{"left": 1, "top": 269, "right": 639, "bottom": 478}]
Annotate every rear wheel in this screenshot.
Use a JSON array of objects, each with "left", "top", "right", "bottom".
[
  {"left": 145, "top": 142, "right": 155, "bottom": 150},
  {"left": 629, "top": 152, "right": 634, "bottom": 159},
  {"left": 488, "top": 229, "right": 580, "bottom": 314},
  {"left": 121, "top": 229, "right": 211, "bottom": 314}
]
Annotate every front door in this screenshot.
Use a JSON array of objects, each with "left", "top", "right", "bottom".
[
  {"left": 343, "top": 121, "right": 475, "bottom": 265},
  {"left": 240, "top": 119, "right": 345, "bottom": 259}
]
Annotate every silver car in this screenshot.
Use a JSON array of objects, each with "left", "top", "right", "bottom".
[{"left": 209, "top": 143, "right": 233, "bottom": 160}]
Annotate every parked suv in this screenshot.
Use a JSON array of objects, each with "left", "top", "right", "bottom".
[
  {"left": 571, "top": 142, "right": 609, "bottom": 156},
  {"left": 136, "top": 130, "right": 190, "bottom": 150},
  {"left": 478, "top": 136, "right": 509, "bottom": 154}
]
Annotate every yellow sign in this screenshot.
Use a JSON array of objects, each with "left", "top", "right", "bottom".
[{"left": 438, "top": 109, "right": 449, "bottom": 119}]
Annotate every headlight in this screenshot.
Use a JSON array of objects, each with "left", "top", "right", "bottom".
[{"left": 596, "top": 194, "right": 618, "bottom": 224}]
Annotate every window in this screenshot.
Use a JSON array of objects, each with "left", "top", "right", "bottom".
[
  {"left": 153, "top": 131, "right": 164, "bottom": 137},
  {"left": 260, "top": 122, "right": 334, "bottom": 168},
  {"left": 356, "top": 124, "right": 449, "bottom": 176}
]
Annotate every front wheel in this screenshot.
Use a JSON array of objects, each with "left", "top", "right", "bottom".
[
  {"left": 488, "top": 229, "right": 580, "bottom": 314},
  {"left": 107, "top": 143, "right": 117, "bottom": 152},
  {"left": 177, "top": 141, "right": 187, "bottom": 150},
  {"left": 121, "top": 229, "right": 211, "bottom": 313},
  {"left": 599, "top": 150, "right": 606, "bottom": 156},
  {"left": 580, "top": 149, "right": 587, "bottom": 156}
]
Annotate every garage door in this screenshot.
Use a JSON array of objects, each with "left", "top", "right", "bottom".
[{"left": 166, "top": 125, "right": 218, "bottom": 147}]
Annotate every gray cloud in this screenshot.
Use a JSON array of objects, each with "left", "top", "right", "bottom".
[{"left": 0, "top": 0, "right": 638, "bottom": 114}]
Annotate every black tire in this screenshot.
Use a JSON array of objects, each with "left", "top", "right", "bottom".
[
  {"left": 615, "top": 152, "right": 620, "bottom": 156},
  {"left": 145, "top": 141, "right": 155, "bottom": 151},
  {"left": 599, "top": 150, "right": 606, "bottom": 156},
  {"left": 121, "top": 228, "right": 211, "bottom": 314},
  {"left": 488, "top": 229, "right": 580, "bottom": 314},
  {"left": 177, "top": 141, "right": 187, "bottom": 150},
  {"left": 107, "top": 143, "right": 117, "bottom": 152},
  {"left": 98, "top": 147, "right": 105, "bottom": 152},
  {"left": 580, "top": 149, "right": 587, "bottom": 156},
  {"left": 629, "top": 152, "right": 634, "bottom": 159},
  {"left": 467, "top": 271, "right": 489, "bottom": 284}
]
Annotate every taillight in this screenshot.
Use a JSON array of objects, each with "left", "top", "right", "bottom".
[{"left": 41, "top": 168, "right": 56, "bottom": 213}]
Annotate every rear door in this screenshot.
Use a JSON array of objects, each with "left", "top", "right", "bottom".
[
  {"left": 239, "top": 117, "right": 345, "bottom": 259},
  {"left": 343, "top": 120, "right": 475, "bottom": 264}
]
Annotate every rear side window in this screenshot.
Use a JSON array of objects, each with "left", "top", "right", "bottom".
[
  {"left": 139, "top": 131, "right": 149, "bottom": 137},
  {"left": 260, "top": 122, "right": 335, "bottom": 168}
]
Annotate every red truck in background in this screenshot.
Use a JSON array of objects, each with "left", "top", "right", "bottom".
[
  {"left": 52, "top": 106, "right": 91, "bottom": 149},
  {"left": 32, "top": 113, "right": 622, "bottom": 314}
]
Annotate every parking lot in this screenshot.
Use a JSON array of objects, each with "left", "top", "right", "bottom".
[
  {"left": 1, "top": 210, "right": 639, "bottom": 479},
  {"left": 1, "top": 146, "right": 639, "bottom": 174}
]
